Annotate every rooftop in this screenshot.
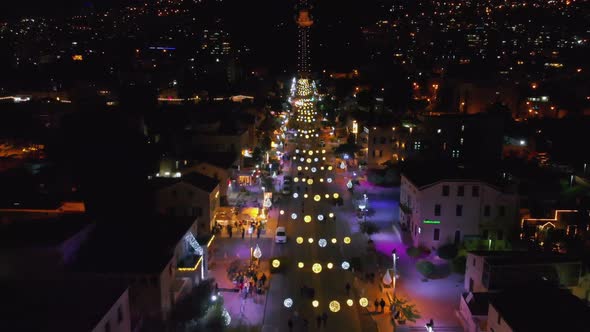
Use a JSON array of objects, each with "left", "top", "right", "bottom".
[
  {"left": 401, "top": 162, "right": 509, "bottom": 190},
  {"left": 71, "top": 216, "right": 195, "bottom": 274},
  {"left": 150, "top": 171, "right": 219, "bottom": 193},
  {"left": 490, "top": 286, "right": 590, "bottom": 331},
  {"left": 462, "top": 292, "right": 493, "bottom": 316},
  {"left": 1, "top": 278, "right": 128, "bottom": 332},
  {"left": 0, "top": 215, "right": 92, "bottom": 248},
  {"left": 468, "top": 250, "right": 581, "bottom": 266}
]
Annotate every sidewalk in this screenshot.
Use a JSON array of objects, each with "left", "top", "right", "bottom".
[{"left": 208, "top": 237, "right": 274, "bottom": 332}]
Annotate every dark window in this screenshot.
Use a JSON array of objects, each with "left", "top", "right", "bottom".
[
  {"left": 458, "top": 185, "right": 464, "bottom": 197},
  {"left": 192, "top": 207, "right": 203, "bottom": 217},
  {"left": 497, "top": 230, "right": 504, "bottom": 240},
  {"left": 498, "top": 205, "right": 506, "bottom": 217},
  {"left": 472, "top": 186, "right": 480, "bottom": 197},
  {"left": 433, "top": 228, "right": 440, "bottom": 241},
  {"left": 469, "top": 278, "right": 474, "bottom": 292},
  {"left": 105, "top": 322, "right": 111, "bottom": 332},
  {"left": 484, "top": 205, "right": 491, "bottom": 217},
  {"left": 434, "top": 204, "right": 441, "bottom": 216},
  {"left": 166, "top": 207, "right": 175, "bottom": 216},
  {"left": 456, "top": 205, "right": 463, "bottom": 216},
  {"left": 118, "top": 306, "right": 123, "bottom": 323},
  {"left": 442, "top": 185, "right": 450, "bottom": 196}
]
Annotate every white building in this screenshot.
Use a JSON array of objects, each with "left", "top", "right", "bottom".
[{"left": 399, "top": 166, "right": 519, "bottom": 250}]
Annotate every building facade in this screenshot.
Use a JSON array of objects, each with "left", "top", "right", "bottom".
[{"left": 400, "top": 172, "right": 519, "bottom": 250}]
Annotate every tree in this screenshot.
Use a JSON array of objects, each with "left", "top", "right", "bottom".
[
  {"left": 391, "top": 296, "right": 421, "bottom": 325},
  {"left": 169, "top": 279, "right": 226, "bottom": 331},
  {"left": 416, "top": 260, "right": 435, "bottom": 278},
  {"left": 359, "top": 221, "right": 380, "bottom": 239},
  {"left": 437, "top": 243, "right": 458, "bottom": 260}
]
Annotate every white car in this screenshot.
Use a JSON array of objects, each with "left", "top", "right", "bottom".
[{"left": 275, "top": 226, "right": 287, "bottom": 243}]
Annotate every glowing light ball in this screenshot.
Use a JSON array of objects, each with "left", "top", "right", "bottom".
[
  {"left": 307, "top": 179, "right": 313, "bottom": 185},
  {"left": 312, "top": 300, "right": 319, "bottom": 308},
  {"left": 314, "top": 195, "right": 321, "bottom": 202},
  {"left": 322, "top": 149, "right": 326, "bottom": 154},
  {"left": 293, "top": 193, "right": 299, "bottom": 198},
  {"left": 301, "top": 178, "right": 306, "bottom": 182},
  {"left": 292, "top": 156, "right": 296, "bottom": 160},
  {"left": 312, "top": 263, "right": 322, "bottom": 274},
  {"left": 298, "top": 262, "right": 305, "bottom": 268},
  {"left": 341, "top": 261, "right": 350, "bottom": 270},
  {"left": 327, "top": 178, "right": 333, "bottom": 183},
  {"left": 317, "top": 214, "right": 324, "bottom": 221},
  {"left": 222, "top": 308, "right": 231, "bottom": 326},
  {"left": 329, "top": 212, "right": 334, "bottom": 218},
  {"left": 333, "top": 193, "right": 340, "bottom": 199},
  {"left": 320, "top": 166, "right": 325, "bottom": 170},
  {"left": 314, "top": 158, "right": 319, "bottom": 162},
  {"left": 291, "top": 213, "right": 298, "bottom": 220},
  {"left": 280, "top": 209, "right": 285, "bottom": 215},
  {"left": 296, "top": 149, "right": 300, "bottom": 154},
  {"left": 331, "top": 238, "right": 337, "bottom": 244},
  {"left": 308, "top": 237, "right": 314, "bottom": 243},
  {"left": 305, "top": 135, "right": 309, "bottom": 139},
  {"left": 328, "top": 166, "right": 333, "bottom": 171},
  {"left": 294, "top": 177, "right": 299, "bottom": 183},
  {"left": 304, "top": 194, "right": 309, "bottom": 198},
  {"left": 304, "top": 215, "right": 312, "bottom": 223},
  {"left": 306, "top": 158, "right": 312, "bottom": 163},
  {"left": 316, "top": 150, "right": 319, "bottom": 154},
  {"left": 347, "top": 299, "right": 354, "bottom": 307},
  {"left": 322, "top": 157, "right": 326, "bottom": 160},
  {"left": 327, "top": 262, "right": 334, "bottom": 269},
  {"left": 319, "top": 239, "right": 327, "bottom": 247},
  {"left": 308, "top": 150, "right": 313, "bottom": 156},
  {"left": 359, "top": 298, "right": 369, "bottom": 307},
  {"left": 300, "top": 157, "right": 305, "bottom": 162},
  {"left": 311, "top": 167, "right": 317, "bottom": 173},
  {"left": 296, "top": 237, "right": 304, "bottom": 244},
  {"left": 284, "top": 298, "right": 293, "bottom": 308},
  {"left": 325, "top": 194, "right": 330, "bottom": 199},
  {"left": 297, "top": 166, "right": 302, "bottom": 171},
  {"left": 319, "top": 178, "right": 324, "bottom": 182},
  {"left": 343, "top": 237, "right": 351, "bottom": 244},
  {"left": 272, "top": 259, "right": 281, "bottom": 268},
  {"left": 329, "top": 301, "right": 341, "bottom": 312}
]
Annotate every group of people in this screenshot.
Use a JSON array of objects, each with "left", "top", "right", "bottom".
[
  {"left": 225, "top": 221, "right": 263, "bottom": 239},
  {"left": 236, "top": 272, "right": 267, "bottom": 297},
  {"left": 287, "top": 311, "right": 329, "bottom": 331}
]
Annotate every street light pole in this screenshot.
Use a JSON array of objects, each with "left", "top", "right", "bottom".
[{"left": 392, "top": 249, "right": 397, "bottom": 300}]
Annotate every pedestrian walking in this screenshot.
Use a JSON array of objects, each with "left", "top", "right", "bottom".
[
  {"left": 316, "top": 315, "right": 322, "bottom": 328},
  {"left": 287, "top": 318, "right": 293, "bottom": 331},
  {"left": 256, "top": 227, "right": 261, "bottom": 239},
  {"left": 241, "top": 227, "right": 245, "bottom": 239},
  {"left": 374, "top": 299, "right": 379, "bottom": 313},
  {"left": 215, "top": 282, "right": 219, "bottom": 293},
  {"left": 260, "top": 273, "right": 267, "bottom": 286},
  {"left": 345, "top": 282, "right": 351, "bottom": 295},
  {"left": 253, "top": 274, "right": 258, "bottom": 284},
  {"left": 380, "top": 298, "right": 386, "bottom": 313},
  {"left": 321, "top": 312, "right": 328, "bottom": 327}
]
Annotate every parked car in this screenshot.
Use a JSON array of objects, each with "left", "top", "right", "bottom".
[{"left": 275, "top": 226, "right": 287, "bottom": 243}]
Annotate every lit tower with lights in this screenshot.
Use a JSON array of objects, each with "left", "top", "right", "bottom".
[{"left": 296, "top": 0, "right": 313, "bottom": 77}]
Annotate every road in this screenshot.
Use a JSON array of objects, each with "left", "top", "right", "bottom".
[{"left": 261, "top": 131, "right": 375, "bottom": 332}]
